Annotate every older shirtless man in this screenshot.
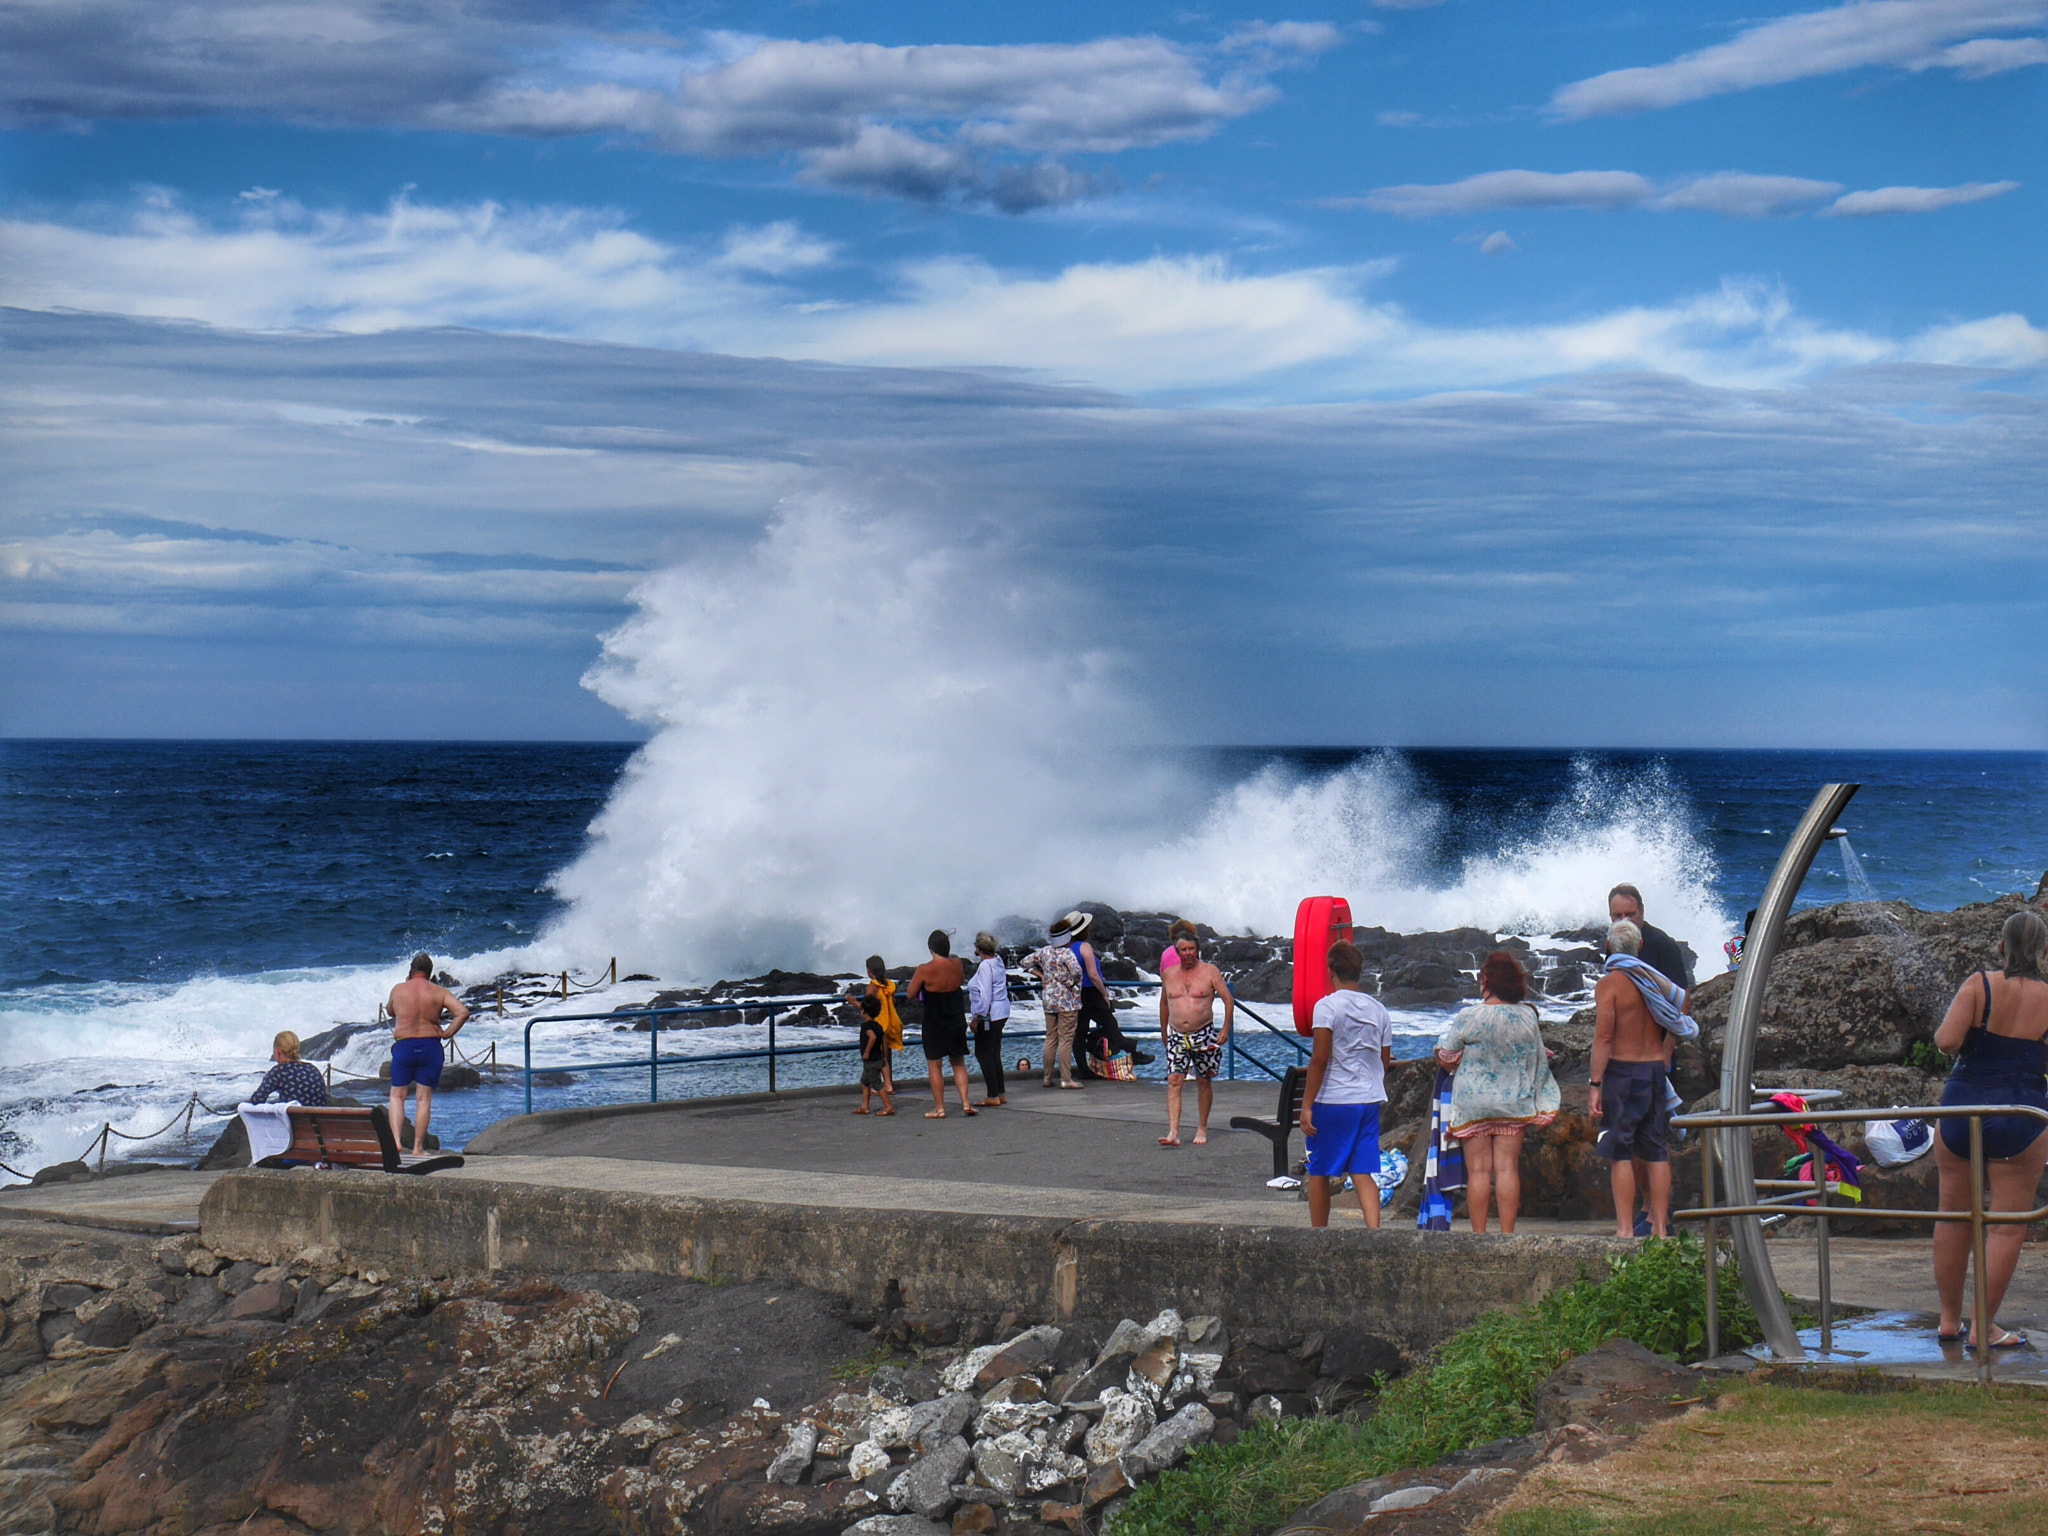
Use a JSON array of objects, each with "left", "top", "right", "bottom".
[
  {"left": 387, "top": 953, "right": 469, "bottom": 1157},
  {"left": 1590, "top": 920, "right": 1684, "bottom": 1237},
  {"left": 1158, "top": 921, "right": 1233, "bottom": 1147}
]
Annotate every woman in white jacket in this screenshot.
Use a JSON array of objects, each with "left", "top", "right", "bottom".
[{"left": 968, "top": 932, "right": 1013, "bottom": 1107}]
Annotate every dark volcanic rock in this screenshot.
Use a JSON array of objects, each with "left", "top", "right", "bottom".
[
  {"left": 1532, "top": 1339, "right": 1695, "bottom": 1434},
  {"left": 1231, "top": 957, "right": 1294, "bottom": 1004},
  {"left": 57, "top": 1277, "right": 644, "bottom": 1536}
]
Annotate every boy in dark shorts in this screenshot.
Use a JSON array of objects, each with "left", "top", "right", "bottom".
[{"left": 854, "top": 995, "right": 894, "bottom": 1116}]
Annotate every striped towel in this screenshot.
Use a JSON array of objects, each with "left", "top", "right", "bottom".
[
  {"left": 1604, "top": 955, "right": 1697, "bottom": 1039},
  {"left": 1416, "top": 1068, "right": 1466, "bottom": 1232}
]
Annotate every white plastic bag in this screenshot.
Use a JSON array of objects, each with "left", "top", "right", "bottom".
[{"left": 1864, "top": 1114, "right": 1933, "bottom": 1167}]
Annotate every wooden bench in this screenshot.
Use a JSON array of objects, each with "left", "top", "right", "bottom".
[
  {"left": 254, "top": 1105, "right": 465, "bottom": 1176},
  {"left": 1228, "top": 1065, "right": 1307, "bottom": 1180}
]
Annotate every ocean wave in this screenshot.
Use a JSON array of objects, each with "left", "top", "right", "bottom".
[{"left": 530, "top": 498, "right": 1730, "bottom": 985}]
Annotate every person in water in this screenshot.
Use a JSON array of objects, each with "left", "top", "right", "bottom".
[
  {"left": 849, "top": 955, "right": 903, "bottom": 1097},
  {"left": 249, "top": 1030, "right": 329, "bottom": 1107},
  {"left": 1931, "top": 908, "right": 2048, "bottom": 1348},
  {"left": 907, "top": 929, "right": 976, "bottom": 1119},
  {"left": 1156, "top": 921, "right": 1233, "bottom": 1147},
  {"left": 385, "top": 953, "right": 468, "bottom": 1157}
]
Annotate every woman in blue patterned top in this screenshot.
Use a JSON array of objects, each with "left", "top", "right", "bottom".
[{"left": 250, "top": 1031, "right": 330, "bottom": 1106}]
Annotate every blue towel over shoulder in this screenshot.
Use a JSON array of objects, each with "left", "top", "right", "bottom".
[{"left": 1604, "top": 954, "right": 1696, "bottom": 1039}]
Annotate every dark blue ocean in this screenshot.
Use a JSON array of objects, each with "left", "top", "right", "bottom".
[{"left": 2, "top": 742, "right": 2043, "bottom": 1173}]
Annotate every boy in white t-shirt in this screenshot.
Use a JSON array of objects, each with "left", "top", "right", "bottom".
[{"left": 1300, "top": 941, "right": 1395, "bottom": 1229}]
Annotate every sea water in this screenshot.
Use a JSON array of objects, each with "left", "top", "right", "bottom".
[{"left": 2, "top": 740, "right": 2042, "bottom": 1174}]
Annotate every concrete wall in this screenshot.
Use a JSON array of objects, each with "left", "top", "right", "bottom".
[{"left": 200, "top": 1170, "right": 1625, "bottom": 1354}]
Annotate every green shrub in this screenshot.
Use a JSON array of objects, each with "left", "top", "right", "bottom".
[{"left": 1111, "top": 1236, "right": 1759, "bottom": 1536}]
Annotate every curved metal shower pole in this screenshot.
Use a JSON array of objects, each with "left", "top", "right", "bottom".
[{"left": 1718, "top": 781, "right": 1859, "bottom": 1362}]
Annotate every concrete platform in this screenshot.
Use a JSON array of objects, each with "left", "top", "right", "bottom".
[{"left": 0, "top": 1169, "right": 223, "bottom": 1233}]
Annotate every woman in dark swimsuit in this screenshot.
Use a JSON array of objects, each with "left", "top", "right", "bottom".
[
  {"left": 1931, "top": 909, "right": 2048, "bottom": 1347},
  {"left": 908, "top": 929, "right": 976, "bottom": 1120}
]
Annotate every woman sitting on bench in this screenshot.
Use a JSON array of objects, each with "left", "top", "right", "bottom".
[{"left": 249, "top": 1031, "right": 330, "bottom": 1107}]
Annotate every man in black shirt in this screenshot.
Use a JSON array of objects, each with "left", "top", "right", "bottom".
[{"left": 1608, "top": 884, "right": 1694, "bottom": 988}]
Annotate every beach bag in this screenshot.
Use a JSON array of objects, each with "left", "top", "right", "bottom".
[
  {"left": 1094, "top": 1039, "right": 1137, "bottom": 1080},
  {"left": 1864, "top": 1114, "right": 1933, "bottom": 1167}
]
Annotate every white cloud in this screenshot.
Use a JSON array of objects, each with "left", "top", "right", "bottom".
[
  {"left": 1354, "top": 170, "right": 1655, "bottom": 217},
  {"left": 1479, "top": 231, "right": 1516, "bottom": 255},
  {"left": 0, "top": 4, "right": 1337, "bottom": 211},
  {"left": 1909, "top": 312, "right": 2048, "bottom": 365},
  {"left": 4, "top": 192, "right": 2041, "bottom": 399},
  {"left": 1376, "top": 108, "right": 1422, "bottom": 126},
  {"left": 1552, "top": 0, "right": 2048, "bottom": 118},
  {"left": 1350, "top": 167, "right": 2008, "bottom": 220},
  {"left": 1824, "top": 179, "right": 2020, "bottom": 214}
]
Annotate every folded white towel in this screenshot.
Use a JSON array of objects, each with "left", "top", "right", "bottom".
[{"left": 238, "top": 1101, "right": 297, "bottom": 1163}]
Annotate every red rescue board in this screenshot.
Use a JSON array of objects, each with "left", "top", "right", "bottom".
[{"left": 1291, "top": 895, "right": 1354, "bottom": 1034}]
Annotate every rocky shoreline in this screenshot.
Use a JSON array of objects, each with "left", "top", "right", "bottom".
[{"left": 0, "top": 1220, "right": 1706, "bottom": 1536}]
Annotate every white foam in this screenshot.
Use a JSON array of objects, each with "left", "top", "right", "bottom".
[{"left": 535, "top": 499, "right": 1731, "bottom": 985}]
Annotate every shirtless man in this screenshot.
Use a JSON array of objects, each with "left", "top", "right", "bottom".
[
  {"left": 386, "top": 953, "right": 469, "bottom": 1157},
  {"left": 1590, "top": 920, "right": 1678, "bottom": 1237},
  {"left": 1157, "top": 921, "right": 1233, "bottom": 1147}
]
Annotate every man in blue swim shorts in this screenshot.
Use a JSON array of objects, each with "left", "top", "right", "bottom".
[
  {"left": 1302, "top": 941, "right": 1395, "bottom": 1228},
  {"left": 386, "top": 952, "right": 469, "bottom": 1157}
]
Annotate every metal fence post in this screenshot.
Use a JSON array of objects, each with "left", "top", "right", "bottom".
[
  {"left": 768, "top": 1009, "right": 778, "bottom": 1094},
  {"left": 1810, "top": 1138, "right": 1831, "bottom": 1354},
  {"left": 650, "top": 1013, "right": 660, "bottom": 1103},
  {"left": 1970, "top": 1114, "right": 1991, "bottom": 1385},
  {"left": 1702, "top": 1129, "right": 1719, "bottom": 1363}
]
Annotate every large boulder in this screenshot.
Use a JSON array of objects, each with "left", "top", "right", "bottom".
[{"left": 1691, "top": 893, "right": 2044, "bottom": 1072}]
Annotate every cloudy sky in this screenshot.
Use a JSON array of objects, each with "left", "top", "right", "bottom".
[{"left": 2, "top": 0, "right": 2043, "bottom": 745}]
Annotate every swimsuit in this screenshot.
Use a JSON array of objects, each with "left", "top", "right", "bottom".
[
  {"left": 390, "top": 1037, "right": 444, "bottom": 1089},
  {"left": 1165, "top": 1021, "right": 1222, "bottom": 1080},
  {"left": 920, "top": 987, "right": 969, "bottom": 1061},
  {"left": 1940, "top": 972, "right": 2048, "bottom": 1160},
  {"left": 1596, "top": 1058, "right": 1669, "bottom": 1163}
]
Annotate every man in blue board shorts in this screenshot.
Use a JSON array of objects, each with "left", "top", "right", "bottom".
[
  {"left": 386, "top": 953, "right": 469, "bottom": 1157},
  {"left": 1301, "top": 941, "right": 1395, "bottom": 1228}
]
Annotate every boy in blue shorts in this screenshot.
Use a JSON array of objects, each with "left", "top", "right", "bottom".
[{"left": 1301, "top": 941, "right": 1395, "bottom": 1228}]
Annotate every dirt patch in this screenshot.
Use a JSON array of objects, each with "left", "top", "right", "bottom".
[{"left": 1481, "top": 1382, "right": 2048, "bottom": 1535}]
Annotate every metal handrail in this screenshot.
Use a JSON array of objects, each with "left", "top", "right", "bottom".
[
  {"left": 1673, "top": 1100, "right": 2048, "bottom": 1383},
  {"left": 518, "top": 975, "right": 1313, "bottom": 1111}
]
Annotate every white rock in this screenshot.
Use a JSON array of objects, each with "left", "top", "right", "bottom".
[
  {"left": 844, "top": 1516, "right": 948, "bottom": 1536},
  {"left": 1184, "top": 1315, "right": 1224, "bottom": 1346},
  {"left": 940, "top": 1345, "right": 1004, "bottom": 1393},
  {"left": 1168, "top": 1351, "right": 1223, "bottom": 1402},
  {"left": 1050, "top": 1412, "right": 1089, "bottom": 1452},
  {"left": 1083, "top": 1389, "right": 1155, "bottom": 1466},
  {"left": 847, "top": 1441, "right": 893, "bottom": 1481},
  {"left": 864, "top": 1406, "right": 919, "bottom": 1450},
  {"left": 1141, "top": 1309, "right": 1185, "bottom": 1342},
  {"left": 1247, "top": 1394, "right": 1284, "bottom": 1424},
  {"left": 971, "top": 1430, "right": 1034, "bottom": 1497},
  {"left": 973, "top": 1400, "right": 1060, "bottom": 1439},
  {"left": 1020, "top": 1449, "right": 1086, "bottom": 1494},
  {"left": 1123, "top": 1403, "right": 1216, "bottom": 1479},
  {"left": 1368, "top": 1485, "right": 1444, "bottom": 1514},
  {"left": 767, "top": 1423, "right": 818, "bottom": 1486}
]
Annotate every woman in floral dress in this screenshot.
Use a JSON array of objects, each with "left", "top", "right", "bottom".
[{"left": 1434, "top": 952, "right": 1559, "bottom": 1234}]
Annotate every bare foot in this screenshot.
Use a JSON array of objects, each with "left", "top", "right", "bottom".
[
  {"left": 925, "top": 1110, "right": 946, "bottom": 1119},
  {"left": 1193, "top": 1130, "right": 1208, "bottom": 1145},
  {"left": 1158, "top": 1135, "right": 1180, "bottom": 1147}
]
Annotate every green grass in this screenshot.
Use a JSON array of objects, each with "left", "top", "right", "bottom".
[
  {"left": 1111, "top": 1236, "right": 1759, "bottom": 1536},
  {"left": 830, "top": 1341, "right": 905, "bottom": 1382}
]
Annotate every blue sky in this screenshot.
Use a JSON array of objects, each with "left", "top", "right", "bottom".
[{"left": 1, "top": 1, "right": 2043, "bottom": 744}]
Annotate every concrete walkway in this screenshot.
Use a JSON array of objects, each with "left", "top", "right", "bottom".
[{"left": 0, "top": 1169, "right": 223, "bottom": 1232}]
